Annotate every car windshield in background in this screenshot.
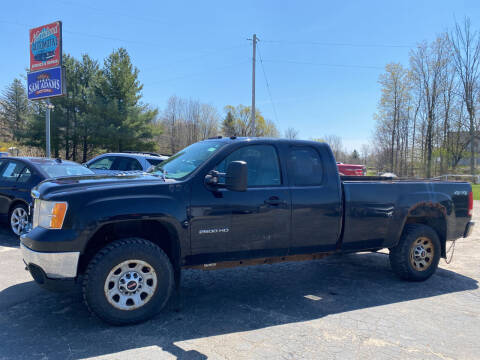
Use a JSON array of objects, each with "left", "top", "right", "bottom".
[
  {"left": 149, "top": 141, "right": 224, "bottom": 179},
  {"left": 38, "top": 163, "right": 94, "bottom": 178}
]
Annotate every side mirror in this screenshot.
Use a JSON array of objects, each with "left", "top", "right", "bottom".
[{"left": 225, "top": 161, "right": 247, "bottom": 192}]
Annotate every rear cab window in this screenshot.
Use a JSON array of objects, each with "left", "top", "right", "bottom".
[{"left": 287, "top": 147, "right": 323, "bottom": 186}]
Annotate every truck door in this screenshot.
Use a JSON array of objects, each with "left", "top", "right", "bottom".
[
  {"left": 286, "top": 146, "right": 342, "bottom": 253},
  {"left": 189, "top": 144, "right": 291, "bottom": 263}
]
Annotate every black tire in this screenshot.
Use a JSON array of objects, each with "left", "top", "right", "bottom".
[
  {"left": 389, "top": 224, "right": 441, "bottom": 281},
  {"left": 9, "top": 203, "right": 29, "bottom": 236},
  {"left": 82, "top": 238, "right": 174, "bottom": 325}
]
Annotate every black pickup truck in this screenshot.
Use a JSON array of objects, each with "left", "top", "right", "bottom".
[{"left": 20, "top": 138, "right": 474, "bottom": 325}]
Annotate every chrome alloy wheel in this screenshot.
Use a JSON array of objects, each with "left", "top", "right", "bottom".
[
  {"left": 10, "top": 207, "right": 28, "bottom": 235},
  {"left": 410, "top": 237, "right": 434, "bottom": 271},
  {"left": 104, "top": 260, "right": 158, "bottom": 310}
]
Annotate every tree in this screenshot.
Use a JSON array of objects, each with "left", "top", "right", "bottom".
[
  {"left": 160, "top": 96, "right": 220, "bottom": 154},
  {"left": 449, "top": 17, "right": 480, "bottom": 175},
  {"left": 284, "top": 127, "right": 299, "bottom": 139},
  {"left": 322, "top": 134, "right": 345, "bottom": 161},
  {"left": 223, "top": 104, "right": 279, "bottom": 137},
  {"left": 375, "top": 63, "right": 411, "bottom": 174},
  {"left": 0, "top": 79, "right": 29, "bottom": 141},
  {"left": 78, "top": 54, "right": 101, "bottom": 162},
  {"left": 410, "top": 35, "right": 450, "bottom": 177},
  {"left": 94, "top": 48, "right": 157, "bottom": 152},
  {"left": 350, "top": 149, "right": 360, "bottom": 163},
  {"left": 222, "top": 111, "right": 235, "bottom": 136},
  {"left": 360, "top": 144, "right": 370, "bottom": 165}
]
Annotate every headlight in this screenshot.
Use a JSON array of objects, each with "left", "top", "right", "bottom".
[{"left": 33, "top": 200, "right": 68, "bottom": 229}]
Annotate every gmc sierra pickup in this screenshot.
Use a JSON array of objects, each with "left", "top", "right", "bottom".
[{"left": 20, "top": 137, "right": 474, "bottom": 325}]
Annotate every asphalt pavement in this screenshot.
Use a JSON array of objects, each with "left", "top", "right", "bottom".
[{"left": 0, "top": 205, "right": 479, "bottom": 360}]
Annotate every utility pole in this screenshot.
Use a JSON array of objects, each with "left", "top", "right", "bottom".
[{"left": 251, "top": 34, "right": 257, "bottom": 136}]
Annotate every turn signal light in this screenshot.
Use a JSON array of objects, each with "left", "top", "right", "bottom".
[{"left": 51, "top": 202, "right": 68, "bottom": 229}]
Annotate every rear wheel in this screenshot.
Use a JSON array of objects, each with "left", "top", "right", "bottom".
[
  {"left": 9, "top": 203, "right": 29, "bottom": 236},
  {"left": 82, "top": 238, "right": 174, "bottom": 325},
  {"left": 389, "top": 224, "right": 441, "bottom": 281}
]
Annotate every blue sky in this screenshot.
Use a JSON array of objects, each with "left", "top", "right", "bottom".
[{"left": 1, "top": 0, "right": 479, "bottom": 151}]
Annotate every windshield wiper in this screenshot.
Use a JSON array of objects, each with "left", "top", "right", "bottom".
[{"left": 151, "top": 167, "right": 168, "bottom": 181}]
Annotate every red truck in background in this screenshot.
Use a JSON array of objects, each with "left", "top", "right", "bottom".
[{"left": 337, "top": 162, "right": 366, "bottom": 176}]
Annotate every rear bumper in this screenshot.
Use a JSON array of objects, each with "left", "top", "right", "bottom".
[
  {"left": 20, "top": 243, "right": 79, "bottom": 279},
  {"left": 464, "top": 221, "right": 475, "bottom": 238}
]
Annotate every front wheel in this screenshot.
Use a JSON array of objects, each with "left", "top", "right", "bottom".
[
  {"left": 389, "top": 224, "right": 441, "bottom": 281},
  {"left": 82, "top": 238, "right": 174, "bottom": 325}
]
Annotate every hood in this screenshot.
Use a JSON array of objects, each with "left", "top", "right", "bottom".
[{"left": 33, "top": 173, "right": 174, "bottom": 200}]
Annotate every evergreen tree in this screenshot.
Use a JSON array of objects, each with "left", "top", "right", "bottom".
[
  {"left": 0, "top": 78, "right": 29, "bottom": 141},
  {"left": 222, "top": 111, "right": 235, "bottom": 136},
  {"left": 95, "top": 48, "right": 157, "bottom": 152}
]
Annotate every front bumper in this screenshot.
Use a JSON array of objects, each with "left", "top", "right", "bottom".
[
  {"left": 464, "top": 221, "right": 475, "bottom": 238},
  {"left": 20, "top": 243, "right": 80, "bottom": 279}
]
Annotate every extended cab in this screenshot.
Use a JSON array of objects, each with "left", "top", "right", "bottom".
[{"left": 20, "top": 138, "right": 474, "bottom": 325}]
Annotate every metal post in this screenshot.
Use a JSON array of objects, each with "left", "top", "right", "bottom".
[
  {"left": 46, "top": 99, "right": 51, "bottom": 158},
  {"left": 251, "top": 34, "right": 257, "bottom": 137}
]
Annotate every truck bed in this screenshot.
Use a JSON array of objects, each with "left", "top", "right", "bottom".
[{"left": 340, "top": 179, "right": 471, "bottom": 252}]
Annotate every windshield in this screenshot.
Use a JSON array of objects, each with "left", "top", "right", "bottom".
[
  {"left": 39, "top": 163, "right": 95, "bottom": 178},
  {"left": 149, "top": 141, "right": 225, "bottom": 179}
]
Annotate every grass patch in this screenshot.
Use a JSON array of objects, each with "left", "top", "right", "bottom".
[{"left": 472, "top": 184, "right": 480, "bottom": 200}]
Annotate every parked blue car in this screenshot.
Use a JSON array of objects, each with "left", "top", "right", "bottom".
[
  {"left": 85, "top": 152, "right": 168, "bottom": 175},
  {"left": 0, "top": 157, "right": 94, "bottom": 235}
]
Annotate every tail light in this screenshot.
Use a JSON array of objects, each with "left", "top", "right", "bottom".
[{"left": 468, "top": 191, "right": 473, "bottom": 217}]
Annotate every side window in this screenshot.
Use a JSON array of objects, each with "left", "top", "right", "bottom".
[
  {"left": 0, "top": 161, "right": 25, "bottom": 183},
  {"left": 146, "top": 158, "right": 164, "bottom": 166},
  {"left": 216, "top": 145, "right": 281, "bottom": 187},
  {"left": 88, "top": 157, "right": 115, "bottom": 170},
  {"left": 288, "top": 147, "right": 323, "bottom": 186},
  {"left": 17, "top": 167, "right": 32, "bottom": 183},
  {"left": 115, "top": 157, "right": 143, "bottom": 171}
]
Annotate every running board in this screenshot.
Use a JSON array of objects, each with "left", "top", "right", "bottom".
[{"left": 184, "top": 252, "right": 333, "bottom": 271}]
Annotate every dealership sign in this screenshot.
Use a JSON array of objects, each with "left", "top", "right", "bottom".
[
  {"left": 27, "top": 66, "right": 65, "bottom": 100},
  {"left": 29, "top": 21, "right": 62, "bottom": 71}
]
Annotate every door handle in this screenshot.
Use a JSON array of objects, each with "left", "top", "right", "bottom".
[{"left": 264, "top": 196, "right": 286, "bottom": 206}]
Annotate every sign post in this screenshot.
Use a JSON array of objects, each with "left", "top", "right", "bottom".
[
  {"left": 46, "top": 100, "right": 51, "bottom": 158},
  {"left": 27, "top": 21, "right": 64, "bottom": 158}
]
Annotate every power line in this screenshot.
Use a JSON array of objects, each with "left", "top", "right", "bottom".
[
  {"left": 261, "top": 59, "right": 384, "bottom": 70},
  {"left": 144, "top": 59, "right": 250, "bottom": 86},
  {"left": 261, "top": 39, "right": 413, "bottom": 48},
  {"left": 1, "top": 19, "right": 167, "bottom": 47},
  {"left": 256, "top": 42, "right": 279, "bottom": 124},
  {"left": 54, "top": 0, "right": 169, "bottom": 26},
  {"left": 142, "top": 44, "right": 249, "bottom": 72},
  {"left": 1, "top": 19, "right": 247, "bottom": 68}
]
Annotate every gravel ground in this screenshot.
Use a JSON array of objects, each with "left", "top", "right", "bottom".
[{"left": 0, "top": 204, "right": 479, "bottom": 360}]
